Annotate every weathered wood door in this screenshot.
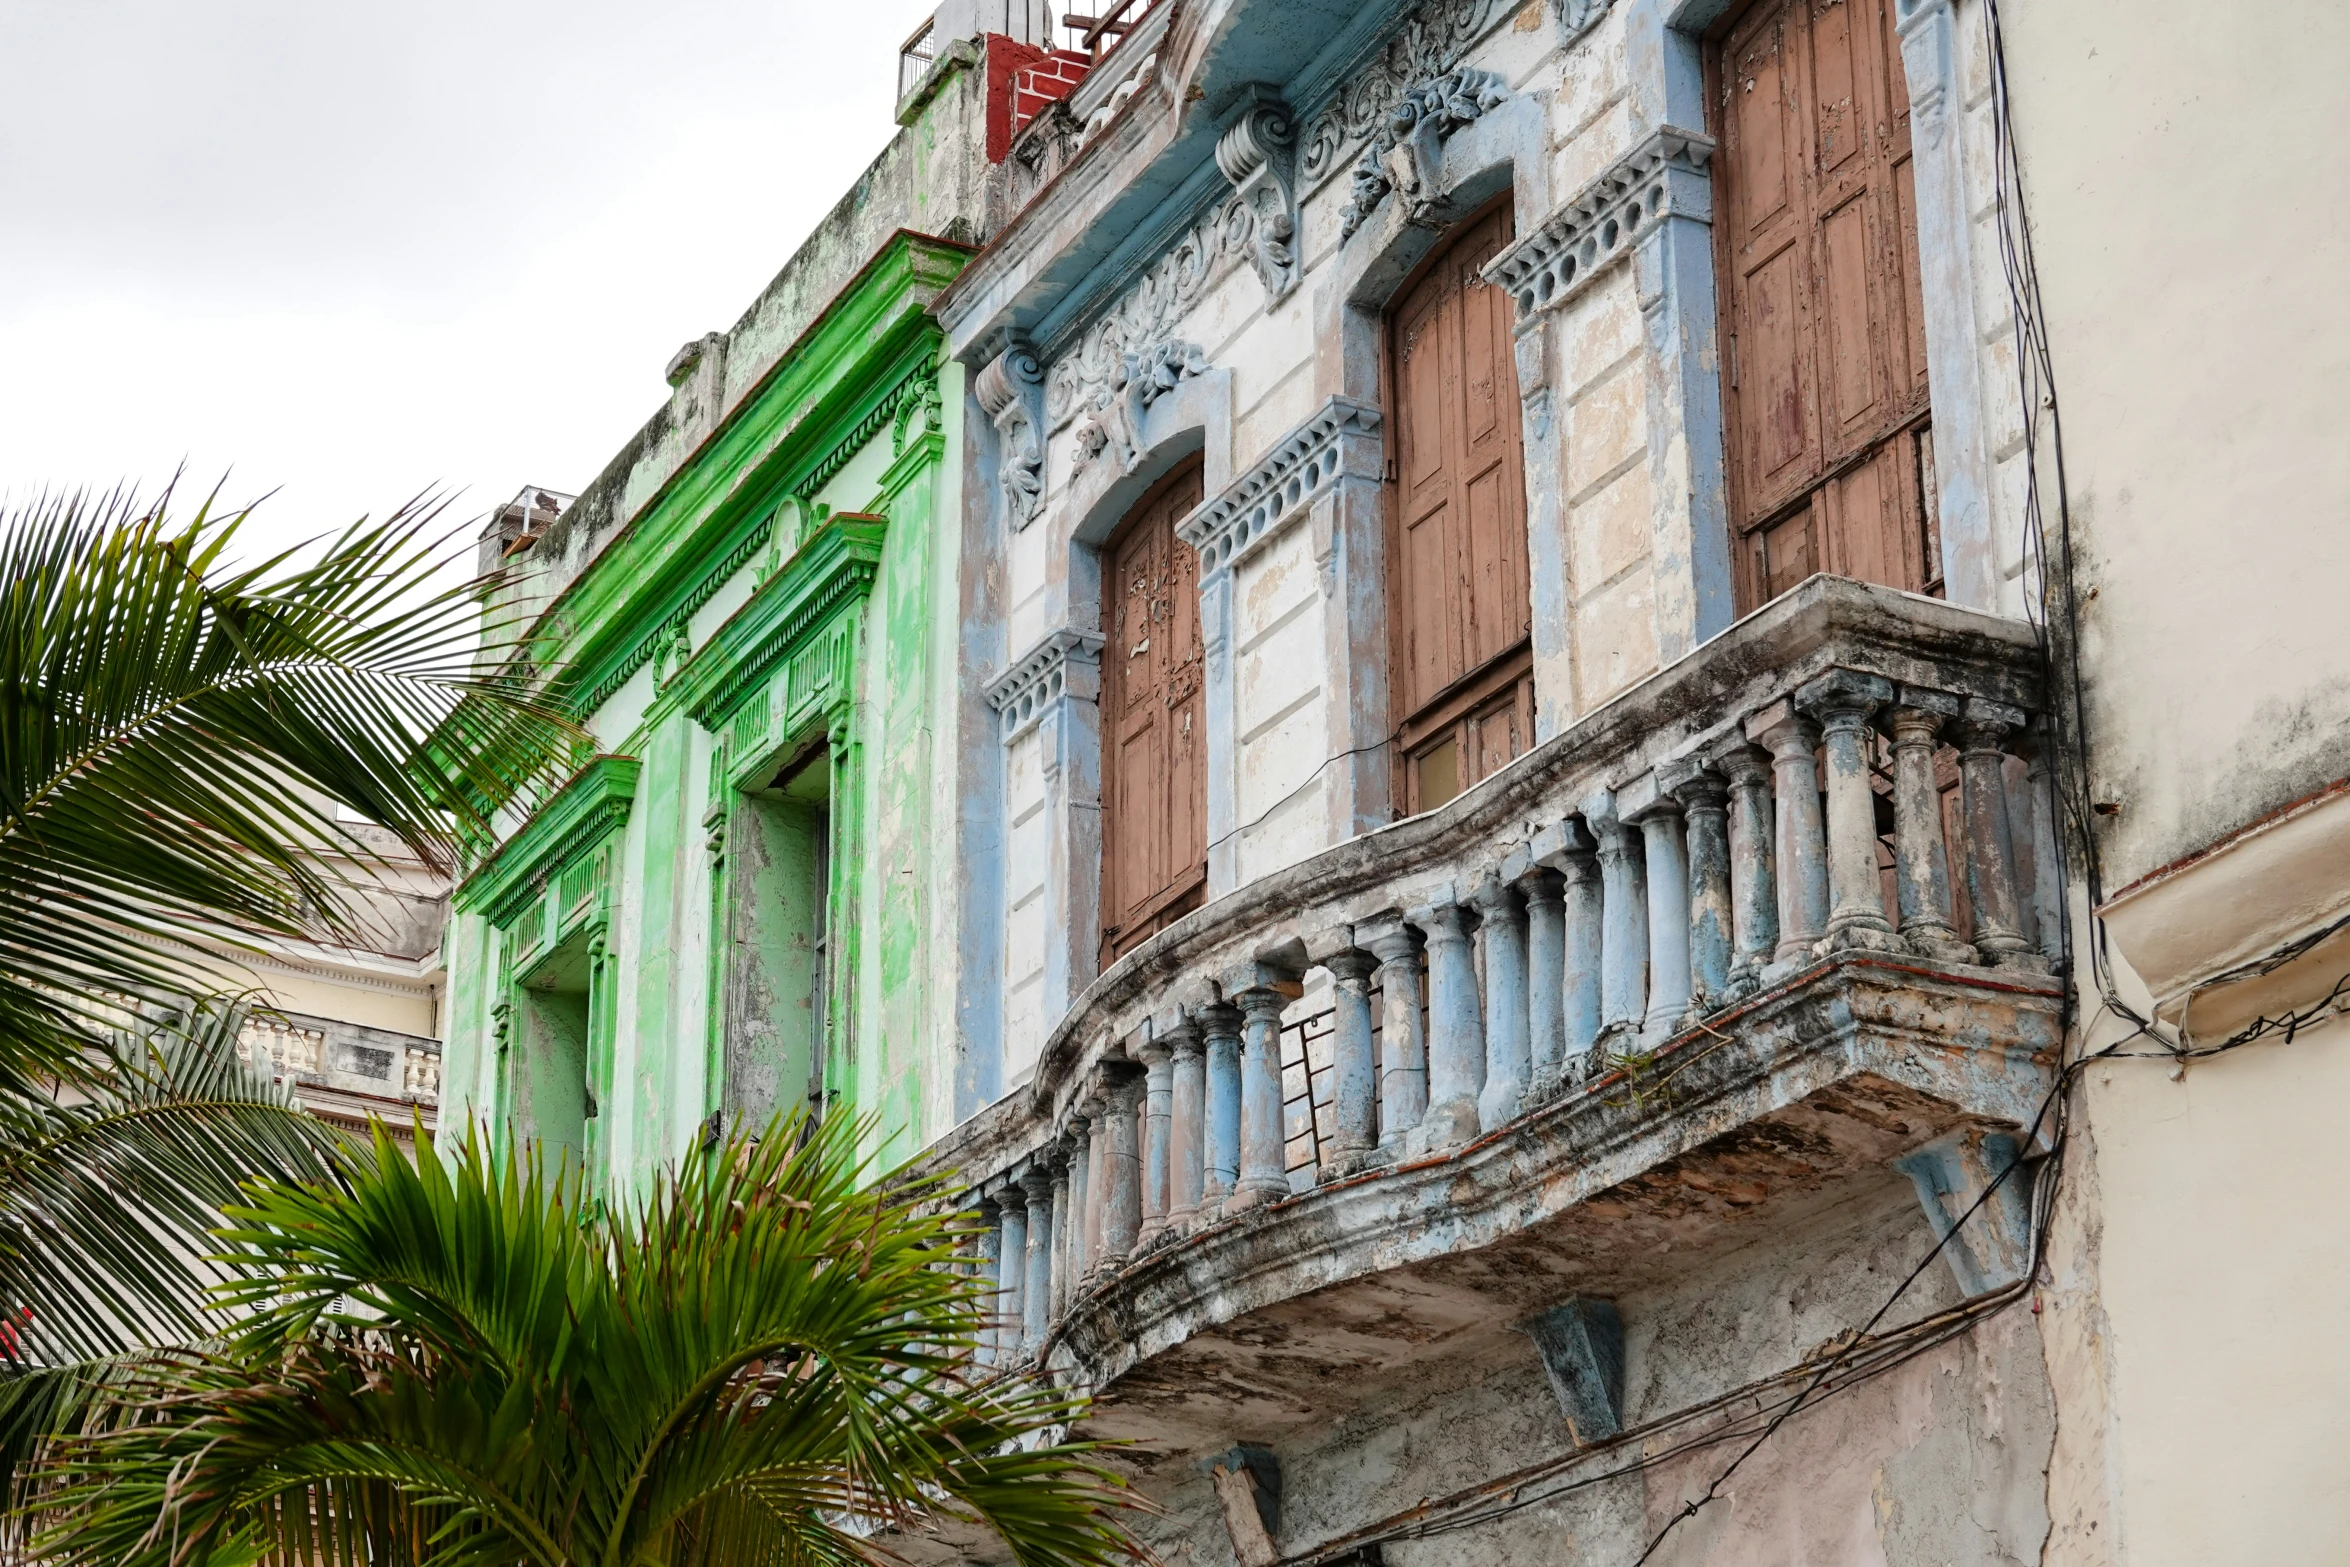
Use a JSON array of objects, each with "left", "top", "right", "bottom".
[
  {"left": 1712, "top": 0, "right": 1937, "bottom": 612},
  {"left": 1099, "top": 458, "right": 1207, "bottom": 966},
  {"left": 1387, "top": 197, "right": 1534, "bottom": 814}
]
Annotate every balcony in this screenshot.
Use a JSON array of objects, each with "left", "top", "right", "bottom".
[{"left": 923, "top": 576, "right": 2062, "bottom": 1462}]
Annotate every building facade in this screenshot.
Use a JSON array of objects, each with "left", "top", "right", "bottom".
[{"left": 445, "top": 0, "right": 2350, "bottom": 1561}]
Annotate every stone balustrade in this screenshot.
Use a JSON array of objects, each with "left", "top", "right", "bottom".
[{"left": 927, "top": 578, "right": 2061, "bottom": 1377}]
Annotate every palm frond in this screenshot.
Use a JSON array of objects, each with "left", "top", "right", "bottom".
[
  {"left": 0, "top": 996, "right": 353, "bottom": 1371},
  {"left": 30, "top": 1115, "right": 1143, "bottom": 1567},
  {"left": 0, "top": 485, "right": 575, "bottom": 1075}
]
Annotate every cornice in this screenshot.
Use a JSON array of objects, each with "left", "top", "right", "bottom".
[
  {"left": 985, "top": 628, "right": 1107, "bottom": 742},
  {"left": 675, "top": 514, "right": 889, "bottom": 732},
  {"left": 1179, "top": 396, "right": 1383, "bottom": 574},
  {"left": 533, "top": 232, "right": 968, "bottom": 721},
  {"left": 453, "top": 755, "right": 642, "bottom": 928},
  {"left": 1483, "top": 126, "right": 1715, "bottom": 321}
]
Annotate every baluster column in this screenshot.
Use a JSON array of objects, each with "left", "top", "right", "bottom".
[
  {"left": 1363, "top": 921, "right": 1427, "bottom": 1151},
  {"left": 1517, "top": 863, "right": 1567, "bottom": 1105},
  {"left": 1098, "top": 1071, "right": 1145, "bottom": 1272},
  {"left": 1324, "top": 948, "right": 1380, "bottom": 1179},
  {"left": 1623, "top": 783, "right": 1692, "bottom": 1043},
  {"left": 1229, "top": 985, "right": 1292, "bottom": 1210},
  {"left": 1587, "top": 796, "right": 1650, "bottom": 1053},
  {"left": 995, "top": 1184, "right": 1028, "bottom": 1363},
  {"left": 1047, "top": 1153, "right": 1073, "bottom": 1322},
  {"left": 1418, "top": 899, "right": 1486, "bottom": 1150},
  {"left": 1019, "top": 1164, "right": 1054, "bottom": 1356},
  {"left": 1709, "top": 740, "right": 1778, "bottom": 999},
  {"left": 1166, "top": 1015, "right": 1207, "bottom": 1228},
  {"left": 1066, "top": 1106, "right": 1097, "bottom": 1291},
  {"left": 974, "top": 1199, "right": 1002, "bottom": 1367},
  {"left": 1883, "top": 689, "right": 1973, "bottom": 962},
  {"left": 1552, "top": 819, "right": 1604, "bottom": 1083},
  {"left": 1135, "top": 1038, "right": 1174, "bottom": 1249},
  {"left": 1749, "top": 703, "right": 1830, "bottom": 966},
  {"left": 1473, "top": 875, "right": 1530, "bottom": 1131},
  {"left": 1668, "top": 760, "right": 1734, "bottom": 1016},
  {"left": 1796, "top": 671, "right": 1899, "bottom": 952},
  {"left": 1200, "top": 1001, "right": 1243, "bottom": 1217},
  {"left": 1953, "top": 700, "right": 2050, "bottom": 972}
]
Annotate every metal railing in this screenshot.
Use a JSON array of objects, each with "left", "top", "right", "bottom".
[{"left": 1063, "top": 0, "right": 1163, "bottom": 63}]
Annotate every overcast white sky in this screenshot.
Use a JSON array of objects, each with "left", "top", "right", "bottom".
[{"left": 0, "top": 0, "right": 947, "bottom": 563}]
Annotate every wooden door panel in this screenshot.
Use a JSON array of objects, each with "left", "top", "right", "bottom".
[
  {"left": 1811, "top": 0, "right": 1862, "bottom": 175},
  {"left": 1100, "top": 459, "right": 1206, "bottom": 965},
  {"left": 1386, "top": 195, "right": 1534, "bottom": 812},
  {"left": 1894, "top": 154, "right": 1928, "bottom": 393},
  {"left": 1717, "top": 0, "right": 1931, "bottom": 613},
  {"left": 1745, "top": 241, "right": 1812, "bottom": 487},
  {"left": 1730, "top": 12, "right": 1794, "bottom": 233},
  {"left": 1820, "top": 193, "right": 1880, "bottom": 439}
]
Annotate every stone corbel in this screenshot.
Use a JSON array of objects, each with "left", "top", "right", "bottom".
[
  {"left": 1215, "top": 88, "right": 1300, "bottom": 306},
  {"left": 975, "top": 337, "right": 1046, "bottom": 532},
  {"left": 1894, "top": 1127, "right": 2035, "bottom": 1296},
  {"left": 1338, "top": 68, "right": 1512, "bottom": 240},
  {"left": 1521, "top": 1297, "right": 1625, "bottom": 1443}
]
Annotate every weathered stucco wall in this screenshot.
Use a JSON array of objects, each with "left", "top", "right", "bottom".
[
  {"left": 2003, "top": 0, "right": 2350, "bottom": 889},
  {"left": 2002, "top": 0, "right": 2350, "bottom": 1559}
]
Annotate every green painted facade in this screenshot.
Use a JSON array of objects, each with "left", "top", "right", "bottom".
[{"left": 443, "top": 231, "right": 975, "bottom": 1188}]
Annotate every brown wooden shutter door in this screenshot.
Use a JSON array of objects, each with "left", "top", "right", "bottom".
[
  {"left": 1713, "top": 0, "right": 1938, "bottom": 613},
  {"left": 1099, "top": 458, "right": 1207, "bottom": 967},
  {"left": 1387, "top": 197, "right": 1535, "bottom": 814}
]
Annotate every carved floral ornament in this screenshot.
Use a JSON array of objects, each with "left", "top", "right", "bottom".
[
  {"left": 1070, "top": 340, "right": 1208, "bottom": 479},
  {"left": 1336, "top": 67, "right": 1512, "bottom": 240}
]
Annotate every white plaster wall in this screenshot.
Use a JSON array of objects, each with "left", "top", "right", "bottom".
[
  {"left": 1232, "top": 522, "right": 1329, "bottom": 881},
  {"left": 1002, "top": 723, "right": 1048, "bottom": 1083}
]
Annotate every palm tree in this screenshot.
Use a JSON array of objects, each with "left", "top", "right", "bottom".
[
  {"left": 0, "top": 487, "right": 567, "bottom": 1508},
  {"left": 29, "top": 1114, "right": 1138, "bottom": 1567}
]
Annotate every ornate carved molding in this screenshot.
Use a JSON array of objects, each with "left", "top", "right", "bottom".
[
  {"left": 1298, "top": 0, "right": 1507, "bottom": 190},
  {"left": 1483, "top": 126, "right": 1715, "bottom": 322},
  {"left": 1070, "top": 340, "right": 1209, "bottom": 479},
  {"left": 977, "top": 337, "right": 1047, "bottom": 530},
  {"left": 987, "top": 628, "right": 1108, "bottom": 743},
  {"left": 1215, "top": 92, "right": 1300, "bottom": 305},
  {"left": 1337, "top": 67, "right": 1512, "bottom": 240},
  {"left": 1046, "top": 208, "right": 1240, "bottom": 433},
  {"left": 1178, "top": 397, "right": 1383, "bottom": 576},
  {"left": 1554, "top": 0, "right": 1617, "bottom": 45}
]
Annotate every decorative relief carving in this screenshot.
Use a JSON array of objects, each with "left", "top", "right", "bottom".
[
  {"left": 1178, "top": 398, "right": 1383, "bottom": 576},
  {"left": 1554, "top": 0, "right": 1617, "bottom": 44},
  {"left": 1483, "top": 126, "right": 1715, "bottom": 322},
  {"left": 1070, "top": 340, "right": 1209, "bottom": 479},
  {"left": 1214, "top": 93, "right": 1300, "bottom": 304},
  {"left": 1298, "top": 0, "right": 1506, "bottom": 188},
  {"left": 1046, "top": 209, "right": 1239, "bottom": 432},
  {"left": 986, "top": 628, "right": 1107, "bottom": 743},
  {"left": 976, "top": 338, "right": 1047, "bottom": 529},
  {"left": 1336, "top": 67, "right": 1512, "bottom": 240}
]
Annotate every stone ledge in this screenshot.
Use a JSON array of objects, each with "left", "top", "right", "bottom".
[{"left": 1042, "top": 953, "right": 2059, "bottom": 1448}]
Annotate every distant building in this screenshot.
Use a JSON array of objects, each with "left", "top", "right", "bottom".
[
  {"left": 443, "top": 0, "right": 2350, "bottom": 1561},
  {"left": 231, "top": 811, "right": 448, "bottom": 1149}
]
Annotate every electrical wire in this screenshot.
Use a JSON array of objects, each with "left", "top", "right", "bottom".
[{"left": 1275, "top": 4, "right": 2350, "bottom": 1559}]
